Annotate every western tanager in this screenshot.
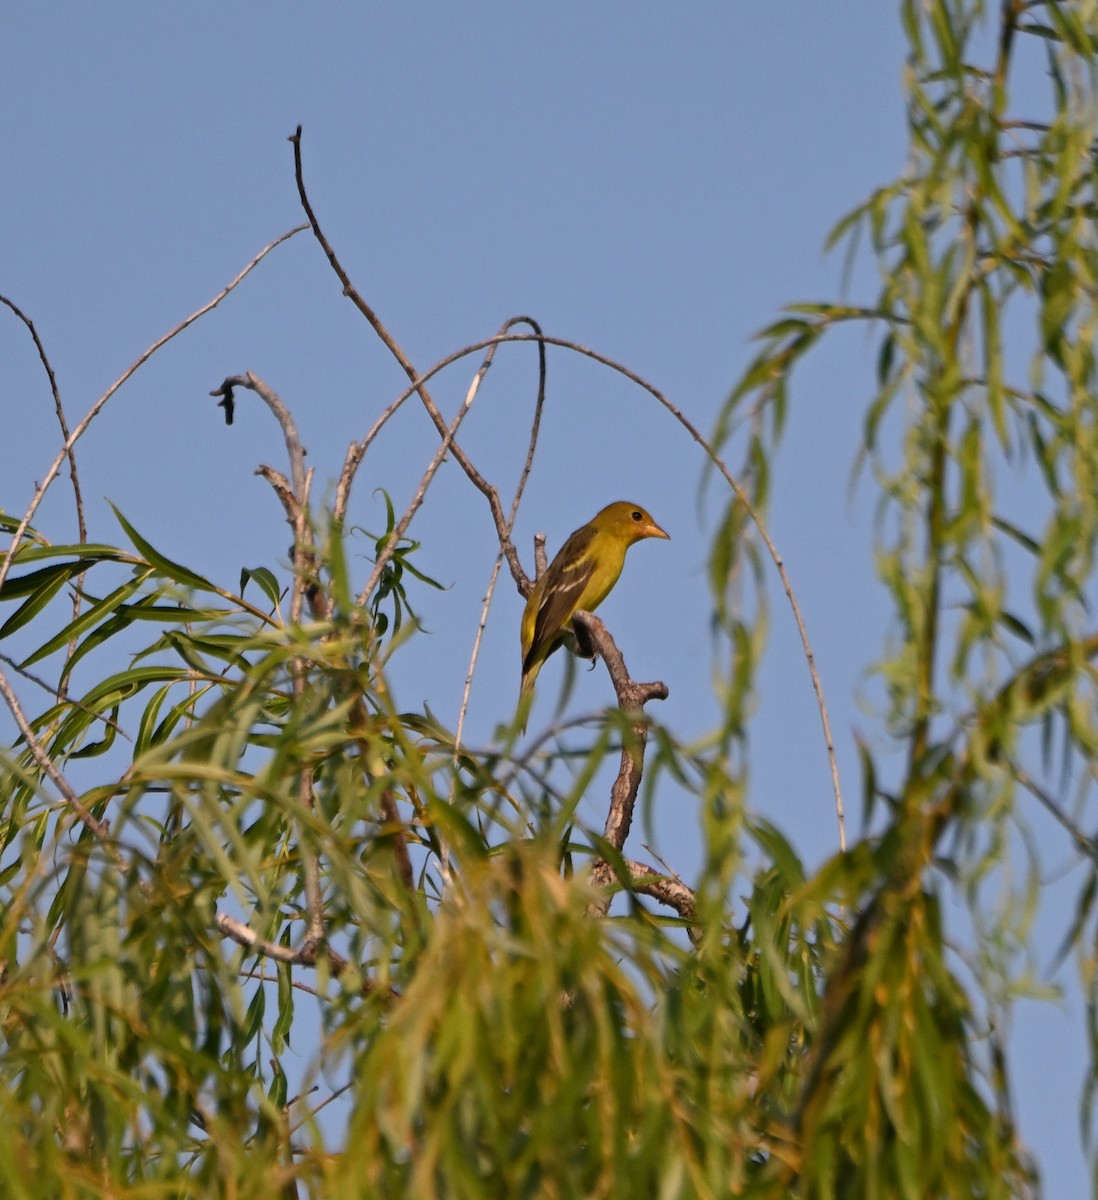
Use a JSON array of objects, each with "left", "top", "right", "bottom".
[{"left": 520, "top": 501, "right": 670, "bottom": 701}]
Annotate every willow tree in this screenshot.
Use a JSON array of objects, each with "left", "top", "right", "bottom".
[{"left": 0, "top": 2, "right": 1094, "bottom": 1197}]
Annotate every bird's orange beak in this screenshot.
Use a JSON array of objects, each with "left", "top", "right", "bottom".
[{"left": 642, "top": 520, "right": 670, "bottom": 541}]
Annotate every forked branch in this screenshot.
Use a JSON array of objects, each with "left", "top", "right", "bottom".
[{"left": 566, "top": 611, "right": 689, "bottom": 920}]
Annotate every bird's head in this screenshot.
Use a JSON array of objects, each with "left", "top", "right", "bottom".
[{"left": 593, "top": 501, "right": 670, "bottom": 545}]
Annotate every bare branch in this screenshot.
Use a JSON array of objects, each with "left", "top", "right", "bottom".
[
  {"left": 590, "top": 857, "right": 698, "bottom": 931},
  {"left": 216, "top": 911, "right": 303, "bottom": 964},
  {"left": 211, "top": 366, "right": 417, "bottom": 903},
  {"left": 254, "top": 464, "right": 297, "bottom": 522},
  {"left": 0, "top": 663, "right": 112, "bottom": 845},
  {"left": 530, "top": 611, "right": 674, "bottom": 923},
  {"left": 211, "top": 373, "right": 309, "bottom": 502},
  {"left": 211, "top": 369, "right": 418, "bottom": 902},
  {"left": 453, "top": 554, "right": 508, "bottom": 774},
  {"left": 215, "top": 910, "right": 355, "bottom": 979},
  {"left": 572, "top": 612, "right": 667, "bottom": 867},
  {"left": 505, "top": 316, "right": 549, "bottom": 522},
  {"left": 574, "top": 612, "right": 670, "bottom": 719},
  {"left": 212, "top": 374, "right": 322, "bottom": 622},
  {"left": 209, "top": 372, "right": 336, "bottom": 936}
]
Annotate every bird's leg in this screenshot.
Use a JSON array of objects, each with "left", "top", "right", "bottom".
[{"left": 570, "top": 612, "right": 599, "bottom": 663}]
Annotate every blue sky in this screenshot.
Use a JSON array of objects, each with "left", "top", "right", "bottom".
[{"left": 1, "top": 5, "right": 1086, "bottom": 1193}]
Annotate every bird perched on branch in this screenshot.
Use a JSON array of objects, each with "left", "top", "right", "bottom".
[{"left": 520, "top": 501, "right": 669, "bottom": 707}]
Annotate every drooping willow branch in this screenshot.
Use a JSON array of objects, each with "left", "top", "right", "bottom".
[
  {"left": 0, "top": 299, "right": 86, "bottom": 702},
  {"left": 797, "top": 621, "right": 1098, "bottom": 1139}
]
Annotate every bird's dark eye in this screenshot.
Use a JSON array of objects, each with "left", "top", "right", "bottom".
[{"left": 631, "top": 510, "right": 643, "bottom": 521}]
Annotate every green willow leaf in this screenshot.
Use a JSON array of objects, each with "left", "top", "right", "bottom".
[
  {"left": 239, "top": 565, "right": 283, "bottom": 610},
  {"left": 19, "top": 570, "right": 154, "bottom": 668},
  {"left": 109, "top": 503, "right": 214, "bottom": 591},
  {"left": 0, "top": 563, "right": 73, "bottom": 639}
]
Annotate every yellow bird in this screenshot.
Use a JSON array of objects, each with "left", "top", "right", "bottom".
[{"left": 520, "top": 501, "right": 670, "bottom": 702}]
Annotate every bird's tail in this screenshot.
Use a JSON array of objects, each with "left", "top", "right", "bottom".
[{"left": 518, "top": 664, "right": 538, "bottom": 733}]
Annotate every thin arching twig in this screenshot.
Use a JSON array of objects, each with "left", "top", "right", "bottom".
[
  {"left": 0, "top": 225, "right": 307, "bottom": 601},
  {"left": 0, "top": 652, "right": 132, "bottom": 743},
  {"left": 355, "top": 382, "right": 484, "bottom": 608},
  {"left": 0, "top": 296, "right": 85, "bottom": 545},
  {"left": 527, "top": 335, "right": 845, "bottom": 848},
  {"left": 2, "top": 295, "right": 89, "bottom": 700},
  {"left": 453, "top": 316, "right": 548, "bottom": 757}
]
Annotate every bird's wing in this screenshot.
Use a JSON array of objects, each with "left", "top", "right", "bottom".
[{"left": 523, "top": 526, "right": 598, "bottom": 675}]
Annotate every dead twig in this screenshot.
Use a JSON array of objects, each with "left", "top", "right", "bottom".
[
  {"left": 210, "top": 374, "right": 320, "bottom": 621},
  {"left": 553, "top": 611, "right": 671, "bottom": 919},
  {"left": 210, "top": 371, "right": 417, "bottom": 905}
]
